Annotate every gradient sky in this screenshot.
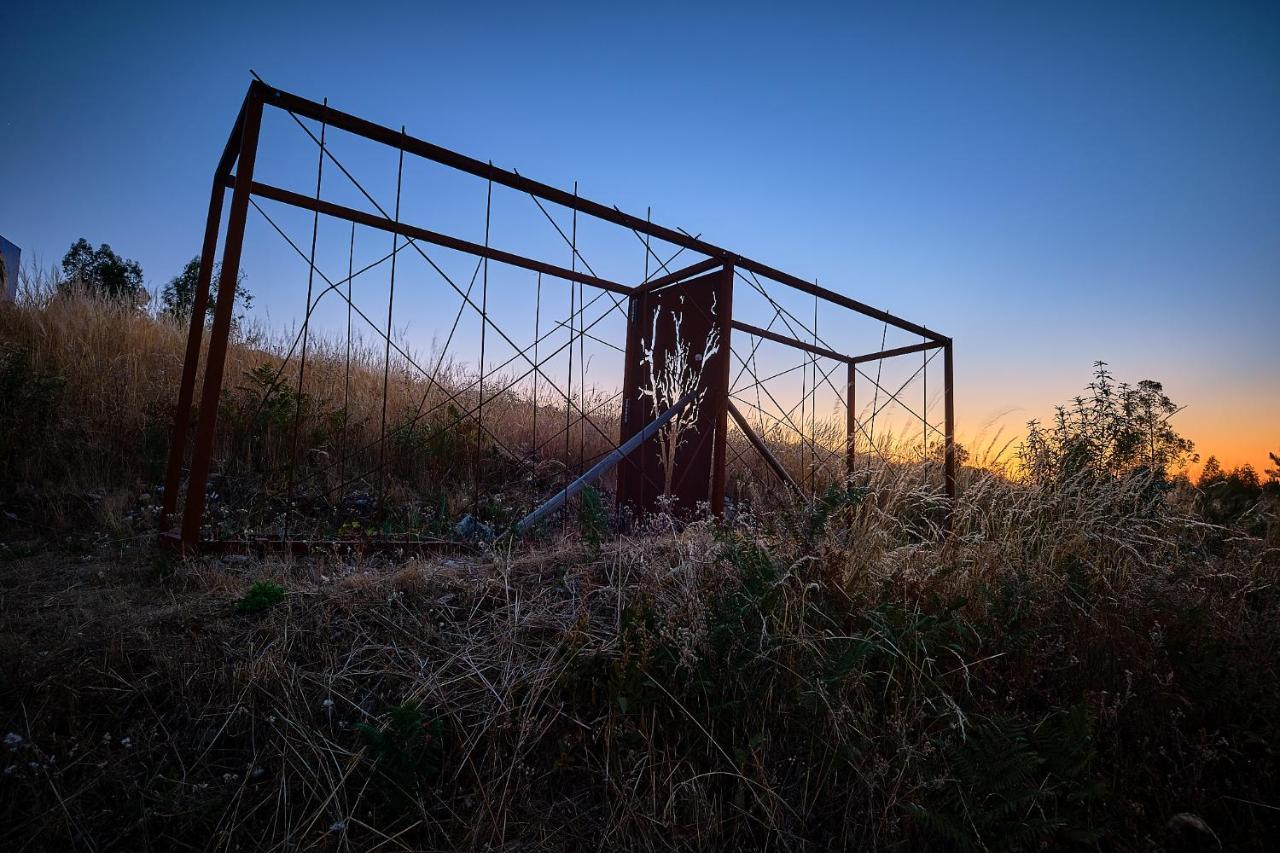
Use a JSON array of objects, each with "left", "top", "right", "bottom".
[{"left": 3, "top": 1, "right": 1277, "bottom": 473}]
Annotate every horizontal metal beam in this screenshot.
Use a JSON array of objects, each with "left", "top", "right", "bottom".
[
  {"left": 633, "top": 257, "right": 725, "bottom": 294},
  {"left": 159, "top": 530, "right": 467, "bottom": 556},
  {"left": 263, "top": 85, "right": 714, "bottom": 256},
  {"left": 229, "top": 177, "right": 635, "bottom": 296},
  {"left": 732, "top": 260, "right": 943, "bottom": 342},
  {"left": 849, "top": 338, "right": 947, "bottom": 365},
  {"left": 732, "top": 321, "right": 853, "bottom": 363},
  {"left": 255, "top": 82, "right": 947, "bottom": 343}
]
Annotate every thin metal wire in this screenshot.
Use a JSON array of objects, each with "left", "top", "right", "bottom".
[
  {"left": 855, "top": 354, "right": 946, "bottom": 439},
  {"left": 277, "top": 104, "right": 626, "bottom": 458},
  {"left": 232, "top": 218, "right": 410, "bottom": 428},
  {"left": 532, "top": 271, "right": 541, "bottom": 453},
  {"left": 726, "top": 346, "right": 829, "bottom": 468},
  {"left": 869, "top": 321, "right": 887, "bottom": 445},
  {"left": 725, "top": 262, "right": 892, "bottom": 415},
  {"left": 729, "top": 307, "right": 786, "bottom": 394},
  {"left": 641, "top": 206, "right": 651, "bottom": 515},
  {"left": 342, "top": 220, "right": 354, "bottom": 481},
  {"left": 377, "top": 128, "right": 406, "bottom": 508},
  {"left": 728, "top": 331, "right": 942, "bottom": 478},
  {"left": 239, "top": 96, "right": 954, "bottom": 536},
  {"left": 799, "top": 318, "right": 807, "bottom": 493},
  {"left": 245, "top": 173, "right": 677, "bottom": 502},
  {"left": 751, "top": 340, "right": 765, "bottom": 436},
  {"left": 275, "top": 104, "right": 926, "bottom": 490},
  {"left": 729, "top": 394, "right": 848, "bottom": 470},
  {"left": 476, "top": 168, "right": 492, "bottom": 512},
  {"left": 257, "top": 126, "right": 598, "bottom": 483},
  {"left": 574, "top": 184, "right": 585, "bottom": 484},
  {"left": 740, "top": 340, "right": 940, "bottom": 446},
  {"left": 285, "top": 100, "right": 327, "bottom": 538},
  {"left": 923, "top": 335, "right": 928, "bottom": 455},
  {"left": 562, "top": 188, "right": 578, "bottom": 525},
  {"left": 514, "top": 170, "right": 629, "bottom": 321},
  {"left": 733, "top": 358, "right": 812, "bottom": 393},
  {"left": 255, "top": 214, "right": 614, "bottom": 493},
  {"left": 549, "top": 319, "right": 624, "bottom": 353},
  {"left": 319, "top": 281, "right": 668, "bottom": 501},
  {"left": 811, "top": 285, "right": 819, "bottom": 493},
  {"left": 401, "top": 257, "right": 483, "bottom": 436}
]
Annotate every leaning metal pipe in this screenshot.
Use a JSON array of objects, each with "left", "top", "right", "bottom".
[{"left": 515, "top": 389, "right": 698, "bottom": 535}]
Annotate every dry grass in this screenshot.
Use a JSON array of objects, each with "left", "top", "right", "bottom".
[
  {"left": 2, "top": 281, "right": 1279, "bottom": 850},
  {"left": 0, "top": 279, "right": 964, "bottom": 537},
  {"left": 2, "top": 473, "right": 1277, "bottom": 850},
  {"left": 0, "top": 277, "right": 622, "bottom": 534}
]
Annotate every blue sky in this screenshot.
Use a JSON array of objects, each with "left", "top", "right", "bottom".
[{"left": 3, "top": 1, "right": 1277, "bottom": 469}]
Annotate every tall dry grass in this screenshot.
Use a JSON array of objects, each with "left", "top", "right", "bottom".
[
  {"left": 1, "top": 276, "right": 980, "bottom": 537},
  {"left": 2, "top": 272, "right": 1278, "bottom": 850},
  {"left": 1, "top": 451, "right": 1277, "bottom": 849},
  {"left": 0, "top": 275, "right": 624, "bottom": 532}
]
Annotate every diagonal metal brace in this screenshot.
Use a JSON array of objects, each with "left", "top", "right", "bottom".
[{"left": 727, "top": 401, "right": 802, "bottom": 496}]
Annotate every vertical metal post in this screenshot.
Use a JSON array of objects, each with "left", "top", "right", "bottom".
[
  {"left": 709, "top": 264, "right": 734, "bottom": 516},
  {"left": 845, "top": 362, "right": 856, "bottom": 480},
  {"left": 160, "top": 97, "right": 251, "bottom": 528},
  {"left": 161, "top": 178, "right": 227, "bottom": 528},
  {"left": 180, "top": 87, "right": 265, "bottom": 549},
  {"left": 943, "top": 339, "right": 956, "bottom": 530}
]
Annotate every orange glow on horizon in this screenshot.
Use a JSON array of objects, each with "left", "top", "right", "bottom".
[{"left": 953, "top": 410, "right": 1277, "bottom": 481}]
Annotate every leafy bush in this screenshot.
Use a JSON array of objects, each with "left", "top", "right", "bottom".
[
  {"left": 1022, "top": 361, "right": 1196, "bottom": 485},
  {"left": 907, "top": 707, "right": 1105, "bottom": 850},
  {"left": 1195, "top": 456, "right": 1276, "bottom": 532},
  {"left": 356, "top": 701, "right": 446, "bottom": 811},
  {"left": 0, "top": 344, "right": 64, "bottom": 483},
  {"left": 576, "top": 485, "right": 608, "bottom": 558},
  {"left": 236, "top": 580, "right": 285, "bottom": 613}
]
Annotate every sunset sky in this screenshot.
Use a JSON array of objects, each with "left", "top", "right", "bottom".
[{"left": 3, "top": 2, "right": 1277, "bottom": 474}]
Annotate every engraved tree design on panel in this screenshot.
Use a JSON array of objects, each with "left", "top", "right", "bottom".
[{"left": 637, "top": 294, "right": 721, "bottom": 496}]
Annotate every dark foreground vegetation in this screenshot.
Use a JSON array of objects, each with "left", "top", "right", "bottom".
[{"left": 2, "top": 282, "right": 1279, "bottom": 850}]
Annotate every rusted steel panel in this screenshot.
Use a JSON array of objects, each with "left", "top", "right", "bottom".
[{"left": 617, "top": 268, "right": 732, "bottom": 516}]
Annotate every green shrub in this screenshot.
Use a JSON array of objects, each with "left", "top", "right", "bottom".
[
  {"left": 356, "top": 701, "right": 446, "bottom": 811},
  {"left": 236, "top": 580, "right": 285, "bottom": 613},
  {"left": 576, "top": 485, "right": 608, "bottom": 558},
  {"left": 0, "top": 344, "right": 65, "bottom": 482},
  {"left": 907, "top": 706, "right": 1105, "bottom": 850}
]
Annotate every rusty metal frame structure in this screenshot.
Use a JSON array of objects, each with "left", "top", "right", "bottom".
[{"left": 160, "top": 79, "right": 955, "bottom": 551}]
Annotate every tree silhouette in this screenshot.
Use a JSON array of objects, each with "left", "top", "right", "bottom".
[
  {"left": 1197, "top": 456, "right": 1224, "bottom": 488},
  {"left": 1196, "top": 462, "right": 1267, "bottom": 526},
  {"left": 60, "top": 238, "right": 144, "bottom": 301},
  {"left": 1021, "top": 362, "right": 1196, "bottom": 485},
  {"left": 160, "top": 255, "right": 252, "bottom": 326}
]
